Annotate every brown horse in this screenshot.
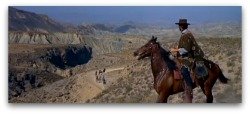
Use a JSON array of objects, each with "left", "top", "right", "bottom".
[{"left": 133, "top": 36, "right": 229, "bottom": 103}]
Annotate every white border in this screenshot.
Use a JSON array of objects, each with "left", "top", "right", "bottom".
[{"left": 0, "top": 0, "right": 248, "bottom": 114}]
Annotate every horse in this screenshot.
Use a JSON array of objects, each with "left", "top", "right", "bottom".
[{"left": 133, "top": 36, "right": 229, "bottom": 103}]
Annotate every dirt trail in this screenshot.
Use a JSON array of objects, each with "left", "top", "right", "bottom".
[
  {"left": 84, "top": 67, "right": 125, "bottom": 76},
  {"left": 73, "top": 66, "right": 126, "bottom": 102}
]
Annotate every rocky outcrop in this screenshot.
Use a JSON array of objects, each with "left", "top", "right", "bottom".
[
  {"left": 8, "top": 32, "right": 137, "bottom": 55},
  {"left": 8, "top": 67, "right": 64, "bottom": 100},
  {"left": 9, "top": 32, "right": 87, "bottom": 44},
  {"left": 9, "top": 45, "right": 92, "bottom": 69},
  {"left": 8, "top": 45, "right": 93, "bottom": 100},
  {"left": 43, "top": 45, "right": 92, "bottom": 69}
]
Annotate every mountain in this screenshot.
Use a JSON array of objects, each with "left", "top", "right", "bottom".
[
  {"left": 114, "top": 25, "right": 136, "bottom": 33},
  {"left": 9, "top": 7, "right": 65, "bottom": 33},
  {"left": 8, "top": 7, "right": 241, "bottom": 47}
]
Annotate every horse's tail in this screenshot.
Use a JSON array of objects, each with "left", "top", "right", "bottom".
[{"left": 218, "top": 69, "right": 229, "bottom": 84}]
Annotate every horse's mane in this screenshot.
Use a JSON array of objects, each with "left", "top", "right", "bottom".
[{"left": 157, "top": 43, "right": 177, "bottom": 71}]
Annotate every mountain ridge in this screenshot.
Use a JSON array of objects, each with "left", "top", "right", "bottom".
[{"left": 9, "top": 7, "right": 65, "bottom": 33}]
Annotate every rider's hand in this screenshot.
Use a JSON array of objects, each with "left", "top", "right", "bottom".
[{"left": 170, "top": 48, "right": 179, "bottom": 52}]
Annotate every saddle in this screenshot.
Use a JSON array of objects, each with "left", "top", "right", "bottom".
[
  {"left": 172, "top": 57, "right": 208, "bottom": 80},
  {"left": 194, "top": 61, "right": 208, "bottom": 79}
]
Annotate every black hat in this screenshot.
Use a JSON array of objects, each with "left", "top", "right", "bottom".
[{"left": 175, "top": 19, "right": 190, "bottom": 25}]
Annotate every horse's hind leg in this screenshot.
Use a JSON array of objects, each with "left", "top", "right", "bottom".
[
  {"left": 204, "top": 85, "right": 213, "bottom": 103},
  {"left": 199, "top": 83, "right": 212, "bottom": 103},
  {"left": 204, "top": 79, "right": 217, "bottom": 103}
]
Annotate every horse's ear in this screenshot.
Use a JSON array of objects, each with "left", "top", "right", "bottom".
[
  {"left": 151, "top": 36, "right": 155, "bottom": 40},
  {"left": 154, "top": 37, "right": 157, "bottom": 41},
  {"left": 151, "top": 36, "right": 157, "bottom": 42}
]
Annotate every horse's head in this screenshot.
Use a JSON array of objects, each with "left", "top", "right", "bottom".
[{"left": 134, "top": 36, "right": 159, "bottom": 60}]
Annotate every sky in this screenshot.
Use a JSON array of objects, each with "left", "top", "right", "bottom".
[{"left": 14, "top": 6, "right": 242, "bottom": 25}]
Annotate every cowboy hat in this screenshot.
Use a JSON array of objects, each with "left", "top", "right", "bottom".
[{"left": 175, "top": 19, "right": 190, "bottom": 25}]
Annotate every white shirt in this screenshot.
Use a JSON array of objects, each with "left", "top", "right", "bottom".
[{"left": 181, "top": 29, "right": 189, "bottom": 34}]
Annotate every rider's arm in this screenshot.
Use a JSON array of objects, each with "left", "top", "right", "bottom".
[{"left": 171, "top": 48, "right": 188, "bottom": 54}]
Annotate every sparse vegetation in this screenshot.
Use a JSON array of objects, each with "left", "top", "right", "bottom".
[
  {"left": 228, "top": 69, "right": 233, "bottom": 73},
  {"left": 227, "top": 61, "right": 235, "bottom": 67}
]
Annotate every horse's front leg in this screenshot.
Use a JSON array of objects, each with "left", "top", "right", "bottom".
[{"left": 156, "top": 92, "right": 169, "bottom": 103}]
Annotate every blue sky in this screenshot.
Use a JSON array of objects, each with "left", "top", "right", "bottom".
[{"left": 14, "top": 6, "right": 241, "bottom": 25}]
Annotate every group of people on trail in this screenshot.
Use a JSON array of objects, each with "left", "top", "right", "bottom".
[{"left": 95, "top": 68, "right": 106, "bottom": 84}]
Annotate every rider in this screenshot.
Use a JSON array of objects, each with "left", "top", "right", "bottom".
[{"left": 171, "top": 19, "right": 204, "bottom": 103}]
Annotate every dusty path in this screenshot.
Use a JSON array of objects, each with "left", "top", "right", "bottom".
[
  {"left": 77, "top": 66, "right": 125, "bottom": 88},
  {"left": 71, "top": 66, "right": 126, "bottom": 102}
]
